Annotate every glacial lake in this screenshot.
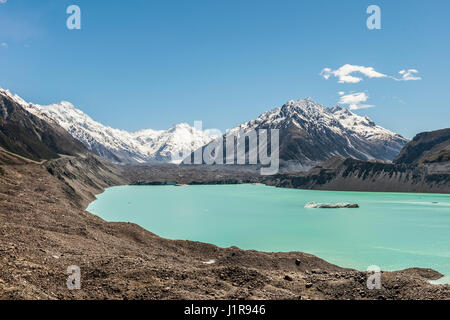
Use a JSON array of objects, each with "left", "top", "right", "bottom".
[{"left": 87, "top": 184, "right": 450, "bottom": 284}]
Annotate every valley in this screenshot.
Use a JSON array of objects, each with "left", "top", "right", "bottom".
[{"left": 0, "top": 86, "right": 449, "bottom": 300}]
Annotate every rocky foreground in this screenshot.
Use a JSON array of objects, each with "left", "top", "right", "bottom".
[{"left": 0, "top": 150, "right": 449, "bottom": 300}]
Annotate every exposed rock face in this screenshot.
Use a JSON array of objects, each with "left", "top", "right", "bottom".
[
  {"left": 0, "top": 89, "right": 87, "bottom": 161},
  {"left": 394, "top": 128, "right": 450, "bottom": 165},
  {"left": 265, "top": 157, "right": 450, "bottom": 194}
]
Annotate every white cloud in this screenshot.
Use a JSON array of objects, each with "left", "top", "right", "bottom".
[
  {"left": 320, "top": 64, "right": 387, "bottom": 83},
  {"left": 324, "top": 65, "right": 421, "bottom": 111},
  {"left": 349, "top": 104, "right": 375, "bottom": 110},
  {"left": 1, "top": 42, "right": 8, "bottom": 48},
  {"left": 395, "top": 69, "right": 422, "bottom": 81},
  {"left": 338, "top": 92, "right": 375, "bottom": 110},
  {"left": 321, "top": 64, "right": 422, "bottom": 83},
  {"left": 321, "top": 68, "right": 332, "bottom": 80},
  {"left": 0, "top": 0, "right": 7, "bottom": 4},
  {"left": 339, "top": 92, "right": 368, "bottom": 105}
]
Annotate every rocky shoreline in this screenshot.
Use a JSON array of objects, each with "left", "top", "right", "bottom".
[{"left": 0, "top": 151, "right": 449, "bottom": 300}]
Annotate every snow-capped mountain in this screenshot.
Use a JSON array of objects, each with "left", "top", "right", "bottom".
[
  {"left": 1, "top": 88, "right": 216, "bottom": 164},
  {"left": 2, "top": 87, "right": 407, "bottom": 167},
  {"left": 194, "top": 98, "right": 408, "bottom": 168}
]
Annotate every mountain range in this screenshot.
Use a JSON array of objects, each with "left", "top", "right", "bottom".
[
  {"left": 0, "top": 88, "right": 216, "bottom": 164},
  {"left": 1, "top": 87, "right": 408, "bottom": 167}
]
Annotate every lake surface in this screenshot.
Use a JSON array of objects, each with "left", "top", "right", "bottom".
[{"left": 87, "top": 184, "right": 450, "bottom": 283}]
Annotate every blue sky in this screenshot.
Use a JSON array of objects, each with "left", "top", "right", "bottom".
[{"left": 0, "top": 0, "right": 449, "bottom": 138}]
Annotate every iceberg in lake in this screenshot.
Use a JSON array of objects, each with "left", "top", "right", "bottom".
[{"left": 305, "top": 202, "right": 359, "bottom": 209}]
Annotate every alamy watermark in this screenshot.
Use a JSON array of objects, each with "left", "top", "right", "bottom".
[
  {"left": 171, "top": 121, "right": 280, "bottom": 176},
  {"left": 366, "top": 265, "right": 382, "bottom": 290},
  {"left": 66, "top": 5, "right": 81, "bottom": 30},
  {"left": 366, "top": 5, "right": 381, "bottom": 30},
  {"left": 67, "top": 265, "right": 81, "bottom": 290}
]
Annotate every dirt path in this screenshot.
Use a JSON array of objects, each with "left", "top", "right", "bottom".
[{"left": 0, "top": 147, "right": 47, "bottom": 165}]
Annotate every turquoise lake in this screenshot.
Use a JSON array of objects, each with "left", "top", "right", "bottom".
[{"left": 87, "top": 184, "right": 450, "bottom": 283}]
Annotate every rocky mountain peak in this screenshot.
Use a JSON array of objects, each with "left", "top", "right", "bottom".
[{"left": 196, "top": 97, "right": 409, "bottom": 168}]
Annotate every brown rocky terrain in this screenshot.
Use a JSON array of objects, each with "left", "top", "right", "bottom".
[
  {"left": 265, "top": 157, "right": 450, "bottom": 193},
  {"left": 0, "top": 149, "right": 449, "bottom": 300},
  {"left": 394, "top": 128, "right": 450, "bottom": 165}
]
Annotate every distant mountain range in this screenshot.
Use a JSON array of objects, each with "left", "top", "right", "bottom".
[
  {"left": 194, "top": 98, "right": 408, "bottom": 169},
  {"left": 1, "top": 88, "right": 216, "bottom": 164},
  {"left": 1, "top": 87, "right": 408, "bottom": 166}
]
